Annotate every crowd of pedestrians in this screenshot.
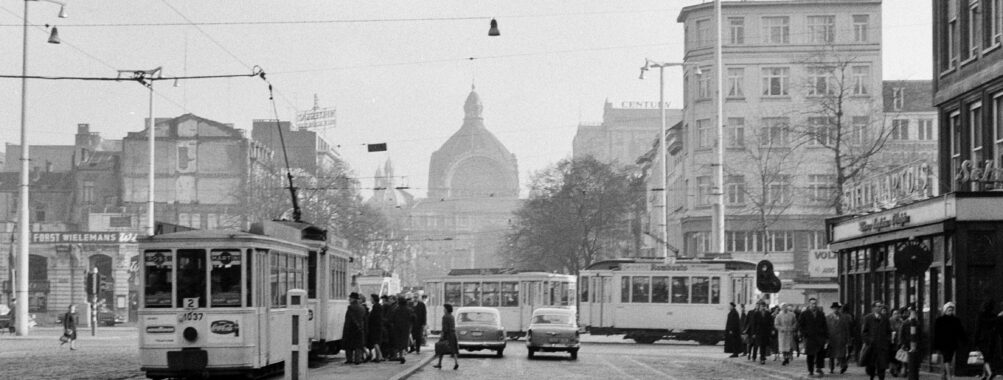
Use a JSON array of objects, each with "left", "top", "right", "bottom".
[
  {"left": 342, "top": 292, "right": 428, "bottom": 365},
  {"left": 725, "top": 298, "right": 1003, "bottom": 380}
]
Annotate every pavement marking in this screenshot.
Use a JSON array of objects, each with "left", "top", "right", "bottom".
[
  {"left": 625, "top": 356, "right": 680, "bottom": 380},
  {"left": 597, "top": 355, "right": 641, "bottom": 380}
]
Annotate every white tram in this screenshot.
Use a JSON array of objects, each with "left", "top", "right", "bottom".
[
  {"left": 424, "top": 269, "right": 576, "bottom": 339},
  {"left": 579, "top": 258, "right": 756, "bottom": 344},
  {"left": 137, "top": 221, "right": 351, "bottom": 379}
]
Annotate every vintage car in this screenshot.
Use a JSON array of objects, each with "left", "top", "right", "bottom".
[
  {"left": 526, "top": 307, "right": 580, "bottom": 360},
  {"left": 455, "top": 307, "right": 506, "bottom": 357}
]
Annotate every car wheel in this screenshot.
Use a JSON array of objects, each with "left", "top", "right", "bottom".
[
  {"left": 496, "top": 349, "right": 504, "bottom": 357},
  {"left": 570, "top": 349, "right": 578, "bottom": 360},
  {"left": 527, "top": 348, "right": 535, "bottom": 359}
]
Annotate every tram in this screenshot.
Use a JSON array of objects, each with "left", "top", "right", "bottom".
[
  {"left": 137, "top": 220, "right": 351, "bottom": 379},
  {"left": 579, "top": 257, "right": 756, "bottom": 345},
  {"left": 424, "top": 269, "right": 576, "bottom": 339}
]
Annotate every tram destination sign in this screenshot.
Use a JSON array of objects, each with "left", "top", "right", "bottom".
[
  {"left": 31, "top": 231, "right": 138, "bottom": 244},
  {"left": 620, "top": 263, "right": 725, "bottom": 271}
]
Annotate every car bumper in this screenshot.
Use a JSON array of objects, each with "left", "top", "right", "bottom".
[
  {"left": 458, "top": 341, "right": 507, "bottom": 350},
  {"left": 527, "top": 342, "right": 580, "bottom": 350}
]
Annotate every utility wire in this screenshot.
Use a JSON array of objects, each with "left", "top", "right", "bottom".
[{"left": 0, "top": 70, "right": 264, "bottom": 82}]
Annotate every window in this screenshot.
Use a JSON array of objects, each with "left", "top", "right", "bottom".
[
  {"left": 696, "top": 19, "right": 711, "bottom": 47},
  {"left": 806, "top": 230, "right": 827, "bottom": 250},
  {"left": 692, "top": 277, "right": 710, "bottom": 304},
  {"left": 652, "top": 276, "right": 669, "bottom": 303},
  {"left": 950, "top": 111, "right": 962, "bottom": 189},
  {"left": 761, "top": 117, "right": 790, "bottom": 146},
  {"left": 891, "top": 119, "right": 911, "bottom": 140},
  {"left": 480, "top": 282, "right": 499, "bottom": 307},
  {"left": 762, "top": 16, "right": 790, "bottom": 44},
  {"left": 851, "top": 116, "right": 869, "bottom": 145},
  {"left": 729, "top": 17, "right": 745, "bottom": 44},
  {"left": 918, "top": 119, "right": 935, "bottom": 140},
  {"left": 143, "top": 250, "right": 173, "bottom": 308},
  {"left": 808, "top": 15, "right": 835, "bottom": 43},
  {"left": 766, "top": 175, "right": 792, "bottom": 204},
  {"left": 807, "top": 67, "right": 835, "bottom": 96},
  {"left": 807, "top": 174, "right": 836, "bottom": 204},
  {"left": 727, "top": 68, "right": 744, "bottom": 97},
  {"left": 762, "top": 67, "right": 789, "bottom": 96},
  {"left": 190, "top": 214, "right": 201, "bottom": 229},
  {"left": 500, "top": 282, "right": 518, "bottom": 306},
  {"left": 726, "top": 175, "right": 746, "bottom": 204},
  {"left": 995, "top": 94, "right": 1003, "bottom": 164},
  {"left": 207, "top": 214, "right": 218, "bottom": 229},
  {"left": 710, "top": 277, "right": 721, "bottom": 304},
  {"left": 445, "top": 283, "right": 462, "bottom": 305},
  {"left": 892, "top": 87, "right": 905, "bottom": 110},
  {"left": 621, "top": 277, "right": 631, "bottom": 303},
  {"left": 969, "top": 0, "right": 981, "bottom": 58},
  {"left": 462, "top": 282, "right": 479, "bottom": 306},
  {"left": 727, "top": 231, "right": 747, "bottom": 252},
  {"left": 972, "top": 102, "right": 984, "bottom": 165},
  {"left": 671, "top": 277, "right": 690, "bottom": 303},
  {"left": 177, "top": 249, "right": 207, "bottom": 308},
  {"left": 853, "top": 15, "right": 870, "bottom": 42},
  {"left": 728, "top": 117, "right": 745, "bottom": 147},
  {"left": 991, "top": 0, "right": 1003, "bottom": 45},
  {"left": 698, "top": 69, "right": 712, "bottom": 99},
  {"left": 851, "top": 66, "right": 870, "bottom": 95},
  {"left": 948, "top": 1, "right": 960, "bottom": 68},
  {"left": 33, "top": 203, "right": 45, "bottom": 222},
  {"left": 83, "top": 181, "right": 95, "bottom": 203},
  {"left": 109, "top": 216, "right": 131, "bottom": 228},
  {"left": 808, "top": 117, "right": 836, "bottom": 146},
  {"left": 210, "top": 249, "right": 242, "bottom": 307},
  {"left": 178, "top": 213, "right": 190, "bottom": 227},
  {"left": 688, "top": 231, "right": 710, "bottom": 255},
  {"left": 631, "top": 276, "right": 650, "bottom": 303},
  {"left": 766, "top": 231, "right": 794, "bottom": 252},
  {"left": 697, "top": 119, "right": 713, "bottom": 148},
  {"left": 697, "top": 176, "right": 713, "bottom": 206}
]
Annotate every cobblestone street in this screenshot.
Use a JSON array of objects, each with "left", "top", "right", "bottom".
[{"left": 0, "top": 327, "right": 144, "bottom": 380}]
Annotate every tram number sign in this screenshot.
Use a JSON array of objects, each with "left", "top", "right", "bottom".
[
  {"left": 179, "top": 311, "right": 205, "bottom": 323},
  {"left": 182, "top": 297, "right": 200, "bottom": 309}
]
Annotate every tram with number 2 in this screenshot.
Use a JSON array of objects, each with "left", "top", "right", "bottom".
[
  {"left": 137, "top": 220, "right": 351, "bottom": 379},
  {"left": 579, "top": 257, "right": 757, "bottom": 345},
  {"left": 424, "top": 269, "right": 576, "bottom": 339}
]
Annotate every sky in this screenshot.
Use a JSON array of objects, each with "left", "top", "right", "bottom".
[{"left": 0, "top": 0, "right": 932, "bottom": 199}]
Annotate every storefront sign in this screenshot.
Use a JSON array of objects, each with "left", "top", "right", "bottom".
[
  {"left": 808, "top": 249, "right": 838, "bottom": 278},
  {"left": 858, "top": 211, "right": 912, "bottom": 233},
  {"left": 955, "top": 159, "right": 1003, "bottom": 189},
  {"left": 31, "top": 232, "right": 138, "bottom": 244},
  {"left": 842, "top": 161, "right": 937, "bottom": 214},
  {"left": 296, "top": 96, "right": 337, "bottom": 130},
  {"left": 619, "top": 101, "right": 671, "bottom": 109},
  {"left": 831, "top": 196, "right": 950, "bottom": 243}
]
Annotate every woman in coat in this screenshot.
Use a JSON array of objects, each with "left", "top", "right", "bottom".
[
  {"left": 433, "top": 303, "right": 459, "bottom": 370},
  {"left": 367, "top": 294, "right": 385, "bottom": 363},
  {"left": 61, "top": 304, "right": 78, "bottom": 350},
  {"left": 934, "top": 302, "right": 968, "bottom": 380},
  {"left": 342, "top": 293, "right": 367, "bottom": 364},
  {"left": 725, "top": 302, "right": 744, "bottom": 357},
  {"left": 389, "top": 296, "right": 413, "bottom": 364},
  {"left": 774, "top": 303, "right": 797, "bottom": 365}
]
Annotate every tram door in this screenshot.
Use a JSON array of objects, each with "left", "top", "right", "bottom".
[
  {"left": 588, "top": 276, "right": 612, "bottom": 327},
  {"left": 521, "top": 281, "right": 541, "bottom": 325}
]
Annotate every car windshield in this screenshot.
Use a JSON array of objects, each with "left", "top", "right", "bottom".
[
  {"left": 532, "top": 314, "right": 573, "bottom": 325},
  {"left": 457, "top": 311, "right": 497, "bottom": 324}
]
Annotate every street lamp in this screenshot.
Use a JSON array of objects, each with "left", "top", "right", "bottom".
[
  {"left": 639, "top": 59, "right": 699, "bottom": 265},
  {"left": 116, "top": 67, "right": 163, "bottom": 237},
  {"left": 16, "top": 0, "right": 67, "bottom": 337}
]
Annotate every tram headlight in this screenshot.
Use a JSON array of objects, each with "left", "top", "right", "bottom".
[{"left": 183, "top": 327, "right": 198, "bottom": 342}]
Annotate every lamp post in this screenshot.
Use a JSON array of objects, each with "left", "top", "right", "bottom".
[
  {"left": 712, "top": 0, "right": 726, "bottom": 255},
  {"left": 639, "top": 60, "right": 699, "bottom": 264},
  {"left": 117, "top": 67, "right": 163, "bottom": 237},
  {"left": 16, "top": 0, "right": 66, "bottom": 337}
]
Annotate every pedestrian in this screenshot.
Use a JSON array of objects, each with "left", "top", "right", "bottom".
[
  {"left": 771, "top": 306, "right": 781, "bottom": 362},
  {"left": 844, "top": 302, "right": 862, "bottom": 364},
  {"left": 412, "top": 294, "right": 428, "bottom": 354},
  {"left": 975, "top": 300, "right": 1002, "bottom": 380},
  {"left": 367, "top": 294, "right": 385, "bottom": 363},
  {"left": 432, "top": 303, "right": 459, "bottom": 370},
  {"left": 389, "top": 295, "right": 413, "bottom": 364},
  {"left": 740, "top": 304, "right": 752, "bottom": 359},
  {"left": 794, "top": 304, "right": 804, "bottom": 358},
  {"left": 342, "top": 293, "right": 367, "bottom": 364},
  {"left": 861, "top": 300, "right": 892, "bottom": 380},
  {"left": 725, "top": 302, "right": 744, "bottom": 358},
  {"left": 60, "top": 304, "right": 78, "bottom": 350},
  {"left": 826, "top": 302, "right": 852, "bottom": 374},
  {"left": 933, "top": 302, "right": 967, "bottom": 380},
  {"left": 888, "top": 307, "right": 904, "bottom": 377},
  {"left": 746, "top": 301, "right": 774, "bottom": 365},
  {"left": 774, "top": 303, "right": 796, "bottom": 365},
  {"left": 798, "top": 297, "right": 829, "bottom": 377},
  {"left": 898, "top": 306, "right": 921, "bottom": 380}
]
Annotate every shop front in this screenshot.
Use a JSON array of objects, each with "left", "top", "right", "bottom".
[{"left": 827, "top": 192, "right": 1003, "bottom": 372}]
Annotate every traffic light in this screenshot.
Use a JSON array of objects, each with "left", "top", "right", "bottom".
[
  {"left": 85, "top": 272, "right": 96, "bottom": 297},
  {"left": 755, "top": 260, "right": 782, "bottom": 293}
]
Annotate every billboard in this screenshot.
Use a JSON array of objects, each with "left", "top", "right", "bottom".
[{"left": 808, "top": 249, "right": 838, "bottom": 278}]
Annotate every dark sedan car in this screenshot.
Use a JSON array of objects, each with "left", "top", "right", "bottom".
[{"left": 526, "top": 308, "right": 579, "bottom": 360}]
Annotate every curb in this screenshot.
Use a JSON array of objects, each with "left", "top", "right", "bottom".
[
  {"left": 388, "top": 352, "right": 435, "bottom": 380},
  {"left": 722, "top": 356, "right": 943, "bottom": 380}
]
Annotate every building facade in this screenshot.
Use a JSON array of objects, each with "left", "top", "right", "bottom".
[
  {"left": 251, "top": 119, "right": 339, "bottom": 176},
  {"left": 573, "top": 100, "right": 683, "bottom": 166}
]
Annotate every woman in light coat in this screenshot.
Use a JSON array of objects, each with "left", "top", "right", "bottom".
[{"left": 775, "top": 303, "right": 797, "bottom": 365}]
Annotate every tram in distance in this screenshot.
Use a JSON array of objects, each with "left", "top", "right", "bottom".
[
  {"left": 579, "top": 258, "right": 757, "bottom": 345},
  {"left": 137, "top": 220, "right": 352, "bottom": 379},
  {"left": 424, "top": 268, "right": 576, "bottom": 339}
]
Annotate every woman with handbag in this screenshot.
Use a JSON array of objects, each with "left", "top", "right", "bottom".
[
  {"left": 432, "top": 303, "right": 459, "bottom": 370},
  {"left": 934, "top": 302, "right": 968, "bottom": 380},
  {"left": 60, "top": 304, "right": 78, "bottom": 350}
]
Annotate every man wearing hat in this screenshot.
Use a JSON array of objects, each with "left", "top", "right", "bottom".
[
  {"left": 725, "top": 302, "right": 744, "bottom": 357},
  {"left": 826, "top": 302, "right": 852, "bottom": 374},
  {"left": 342, "top": 292, "right": 368, "bottom": 364}
]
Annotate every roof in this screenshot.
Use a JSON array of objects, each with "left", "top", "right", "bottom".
[
  {"left": 584, "top": 257, "right": 757, "bottom": 271},
  {"left": 677, "top": 0, "right": 882, "bottom": 22},
  {"left": 883, "top": 80, "right": 935, "bottom": 113}
]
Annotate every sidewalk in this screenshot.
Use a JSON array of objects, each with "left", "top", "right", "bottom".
[
  {"left": 309, "top": 347, "right": 434, "bottom": 380},
  {"left": 721, "top": 355, "right": 943, "bottom": 380}
]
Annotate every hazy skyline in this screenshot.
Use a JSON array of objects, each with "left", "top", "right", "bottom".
[{"left": 0, "top": 0, "right": 932, "bottom": 198}]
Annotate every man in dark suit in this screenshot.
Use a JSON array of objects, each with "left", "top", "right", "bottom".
[
  {"left": 411, "top": 294, "right": 428, "bottom": 353},
  {"left": 798, "top": 297, "right": 830, "bottom": 377},
  {"left": 861, "top": 300, "right": 892, "bottom": 380},
  {"left": 745, "top": 301, "right": 774, "bottom": 364}
]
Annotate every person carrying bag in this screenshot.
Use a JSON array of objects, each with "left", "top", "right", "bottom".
[
  {"left": 60, "top": 304, "right": 78, "bottom": 350},
  {"left": 432, "top": 303, "right": 459, "bottom": 370}
]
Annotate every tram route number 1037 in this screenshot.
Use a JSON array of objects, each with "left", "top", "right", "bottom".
[{"left": 178, "top": 311, "right": 205, "bottom": 323}]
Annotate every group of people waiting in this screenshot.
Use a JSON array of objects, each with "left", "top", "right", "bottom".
[
  {"left": 725, "top": 298, "right": 1003, "bottom": 380},
  {"left": 341, "top": 292, "right": 428, "bottom": 365}
]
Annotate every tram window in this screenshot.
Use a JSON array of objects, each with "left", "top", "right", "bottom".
[
  {"left": 445, "top": 283, "right": 461, "bottom": 305},
  {"left": 671, "top": 277, "right": 690, "bottom": 303},
  {"left": 710, "top": 277, "right": 721, "bottom": 304},
  {"left": 652, "top": 276, "right": 670, "bottom": 303},
  {"left": 177, "top": 249, "right": 207, "bottom": 308},
  {"left": 330, "top": 256, "right": 347, "bottom": 300},
  {"left": 307, "top": 251, "right": 317, "bottom": 299},
  {"left": 621, "top": 277, "right": 631, "bottom": 303},
  {"left": 563, "top": 282, "right": 573, "bottom": 306},
  {"left": 462, "top": 282, "right": 479, "bottom": 306},
  {"left": 550, "top": 282, "right": 560, "bottom": 305},
  {"left": 143, "top": 250, "right": 173, "bottom": 308},
  {"left": 246, "top": 249, "right": 253, "bottom": 307},
  {"left": 580, "top": 277, "right": 589, "bottom": 302},
  {"left": 631, "top": 276, "right": 650, "bottom": 303},
  {"left": 691, "top": 277, "right": 710, "bottom": 304},
  {"left": 210, "top": 249, "right": 242, "bottom": 307},
  {"left": 481, "top": 282, "right": 499, "bottom": 307},
  {"left": 499, "top": 282, "right": 517, "bottom": 307}
]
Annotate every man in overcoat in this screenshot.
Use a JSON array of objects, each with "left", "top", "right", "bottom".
[
  {"left": 826, "top": 302, "right": 852, "bottom": 374},
  {"left": 799, "top": 297, "right": 830, "bottom": 376},
  {"left": 342, "top": 293, "right": 367, "bottom": 364},
  {"left": 861, "top": 301, "right": 892, "bottom": 380},
  {"left": 746, "top": 301, "right": 774, "bottom": 364},
  {"left": 725, "top": 302, "right": 744, "bottom": 357},
  {"left": 411, "top": 294, "right": 428, "bottom": 353},
  {"left": 389, "top": 295, "right": 414, "bottom": 363},
  {"left": 367, "top": 294, "right": 385, "bottom": 362}
]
